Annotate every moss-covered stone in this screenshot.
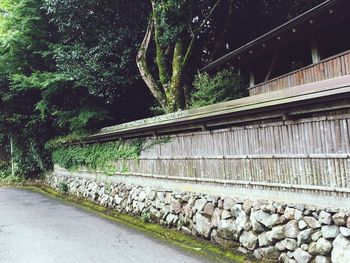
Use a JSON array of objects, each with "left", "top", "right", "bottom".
[{"left": 26, "top": 185, "right": 252, "bottom": 263}]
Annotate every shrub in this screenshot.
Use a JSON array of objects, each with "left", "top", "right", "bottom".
[
  {"left": 58, "top": 181, "right": 69, "bottom": 194},
  {"left": 0, "top": 161, "right": 23, "bottom": 183},
  {"left": 190, "top": 69, "right": 247, "bottom": 108},
  {"left": 0, "top": 161, "right": 11, "bottom": 180}
]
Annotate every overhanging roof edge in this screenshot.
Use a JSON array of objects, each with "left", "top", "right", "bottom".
[{"left": 200, "top": 0, "right": 342, "bottom": 72}]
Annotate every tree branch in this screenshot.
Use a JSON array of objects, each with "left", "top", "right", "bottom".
[
  {"left": 182, "top": 37, "right": 195, "bottom": 68},
  {"left": 136, "top": 19, "right": 167, "bottom": 110},
  {"left": 209, "top": 0, "right": 233, "bottom": 62},
  {"left": 193, "top": 0, "right": 222, "bottom": 35},
  {"left": 152, "top": 1, "right": 171, "bottom": 88},
  {"left": 182, "top": 0, "right": 222, "bottom": 68}
]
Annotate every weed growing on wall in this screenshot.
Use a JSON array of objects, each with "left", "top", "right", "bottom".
[
  {"left": 141, "top": 211, "right": 150, "bottom": 223},
  {"left": 58, "top": 180, "right": 68, "bottom": 194}
]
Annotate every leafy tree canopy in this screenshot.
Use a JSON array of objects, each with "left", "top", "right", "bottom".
[
  {"left": 0, "top": 0, "right": 110, "bottom": 177},
  {"left": 44, "top": 0, "right": 151, "bottom": 104}
]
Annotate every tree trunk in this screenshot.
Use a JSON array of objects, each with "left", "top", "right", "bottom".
[
  {"left": 167, "top": 39, "right": 186, "bottom": 112},
  {"left": 137, "top": 0, "right": 222, "bottom": 113},
  {"left": 136, "top": 20, "right": 167, "bottom": 110}
]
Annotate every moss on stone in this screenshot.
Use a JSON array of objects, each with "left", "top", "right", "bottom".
[{"left": 24, "top": 185, "right": 255, "bottom": 263}]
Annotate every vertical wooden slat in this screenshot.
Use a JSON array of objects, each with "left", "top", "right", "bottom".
[
  {"left": 119, "top": 112, "right": 350, "bottom": 197},
  {"left": 250, "top": 50, "right": 350, "bottom": 95}
]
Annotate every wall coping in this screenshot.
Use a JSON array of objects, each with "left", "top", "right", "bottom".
[{"left": 83, "top": 75, "right": 350, "bottom": 143}]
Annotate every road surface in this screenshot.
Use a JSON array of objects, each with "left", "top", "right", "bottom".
[{"left": 0, "top": 188, "right": 214, "bottom": 263}]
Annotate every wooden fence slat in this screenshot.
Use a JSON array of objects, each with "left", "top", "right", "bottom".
[
  {"left": 250, "top": 50, "right": 350, "bottom": 96},
  {"left": 113, "top": 112, "right": 350, "bottom": 198}
]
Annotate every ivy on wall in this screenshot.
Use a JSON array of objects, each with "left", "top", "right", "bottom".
[{"left": 52, "top": 137, "right": 170, "bottom": 176}]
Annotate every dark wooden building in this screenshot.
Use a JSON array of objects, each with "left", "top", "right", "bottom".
[{"left": 202, "top": 0, "right": 350, "bottom": 96}]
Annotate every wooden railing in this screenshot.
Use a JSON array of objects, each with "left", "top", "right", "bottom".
[{"left": 249, "top": 49, "right": 350, "bottom": 96}]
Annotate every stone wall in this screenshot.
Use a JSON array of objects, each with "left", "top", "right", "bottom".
[{"left": 47, "top": 172, "right": 350, "bottom": 263}]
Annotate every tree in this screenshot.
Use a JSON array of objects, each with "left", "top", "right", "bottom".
[
  {"left": 44, "top": 0, "right": 151, "bottom": 105},
  {"left": 0, "top": 0, "right": 110, "bottom": 177},
  {"left": 137, "top": 0, "right": 223, "bottom": 113},
  {"left": 137, "top": 0, "right": 325, "bottom": 113}
]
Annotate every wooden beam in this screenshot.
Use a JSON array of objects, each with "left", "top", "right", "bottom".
[
  {"left": 249, "top": 68, "right": 255, "bottom": 88},
  {"left": 264, "top": 50, "right": 280, "bottom": 82},
  {"left": 310, "top": 35, "right": 321, "bottom": 63}
]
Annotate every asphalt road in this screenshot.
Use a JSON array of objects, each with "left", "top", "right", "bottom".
[{"left": 0, "top": 188, "right": 213, "bottom": 263}]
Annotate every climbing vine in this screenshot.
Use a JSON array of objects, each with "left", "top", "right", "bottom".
[
  {"left": 52, "top": 137, "right": 170, "bottom": 176},
  {"left": 52, "top": 140, "right": 143, "bottom": 176}
]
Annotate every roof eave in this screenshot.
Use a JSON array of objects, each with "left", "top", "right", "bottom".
[{"left": 201, "top": 0, "right": 342, "bottom": 72}]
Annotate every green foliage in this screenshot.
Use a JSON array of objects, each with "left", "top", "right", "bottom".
[
  {"left": 0, "top": 0, "right": 112, "bottom": 178},
  {"left": 45, "top": 132, "right": 88, "bottom": 151},
  {"left": 52, "top": 137, "right": 170, "bottom": 176},
  {"left": 0, "top": 160, "right": 23, "bottom": 183},
  {"left": 0, "top": 0, "right": 63, "bottom": 177},
  {"left": 190, "top": 70, "right": 247, "bottom": 108},
  {"left": 150, "top": 105, "right": 167, "bottom": 116},
  {"left": 152, "top": 0, "right": 218, "bottom": 47},
  {"left": 141, "top": 211, "right": 151, "bottom": 223},
  {"left": 44, "top": 0, "right": 149, "bottom": 103},
  {"left": 52, "top": 140, "right": 144, "bottom": 176},
  {"left": 0, "top": 161, "right": 11, "bottom": 179},
  {"left": 58, "top": 180, "right": 68, "bottom": 194},
  {"left": 152, "top": 0, "right": 190, "bottom": 47}
]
